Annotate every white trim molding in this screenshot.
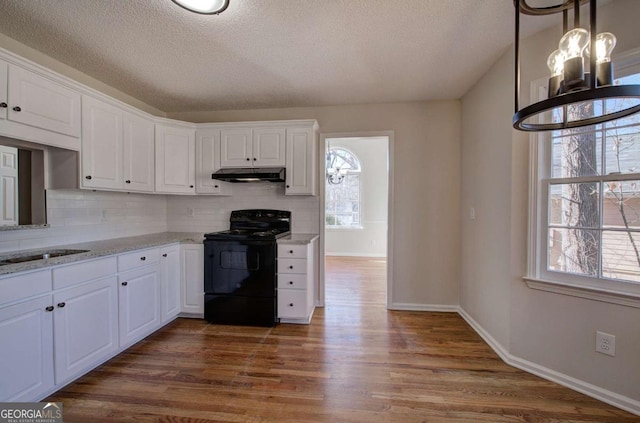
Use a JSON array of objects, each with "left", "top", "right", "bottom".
[
  {"left": 457, "top": 306, "right": 640, "bottom": 416},
  {"left": 388, "top": 303, "right": 458, "bottom": 312},
  {"left": 524, "top": 277, "right": 640, "bottom": 308}
]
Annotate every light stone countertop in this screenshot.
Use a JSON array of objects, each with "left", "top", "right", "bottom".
[
  {"left": 278, "top": 233, "right": 319, "bottom": 244},
  {"left": 0, "top": 232, "right": 204, "bottom": 276}
]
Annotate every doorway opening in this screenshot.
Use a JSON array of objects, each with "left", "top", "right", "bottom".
[{"left": 318, "top": 133, "right": 393, "bottom": 309}]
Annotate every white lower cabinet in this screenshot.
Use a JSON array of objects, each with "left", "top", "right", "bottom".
[
  {"left": 0, "top": 295, "right": 54, "bottom": 401},
  {"left": 181, "top": 244, "right": 204, "bottom": 316},
  {"left": 52, "top": 276, "right": 118, "bottom": 385},
  {"left": 276, "top": 238, "right": 318, "bottom": 324},
  {"left": 160, "top": 244, "right": 181, "bottom": 322},
  {"left": 118, "top": 264, "right": 161, "bottom": 348}
]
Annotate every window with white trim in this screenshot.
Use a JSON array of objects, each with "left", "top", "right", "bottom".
[
  {"left": 530, "top": 54, "right": 640, "bottom": 301},
  {"left": 325, "top": 148, "right": 361, "bottom": 228}
]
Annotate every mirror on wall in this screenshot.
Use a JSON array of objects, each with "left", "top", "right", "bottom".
[{"left": 0, "top": 137, "right": 47, "bottom": 227}]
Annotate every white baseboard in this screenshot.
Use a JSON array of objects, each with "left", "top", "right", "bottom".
[
  {"left": 388, "top": 302, "right": 458, "bottom": 312},
  {"left": 325, "top": 252, "right": 387, "bottom": 258},
  {"left": 457, "top": 306, "right": 640, "bottom": 416}
]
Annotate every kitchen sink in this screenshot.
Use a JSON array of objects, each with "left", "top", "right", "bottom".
[{"left": 0, "top": 249, "right": 90, "bottom": 266}]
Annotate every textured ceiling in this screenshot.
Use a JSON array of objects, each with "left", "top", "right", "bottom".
[{"left": 0, "top": 0, "right": 557, "bottom": 113}]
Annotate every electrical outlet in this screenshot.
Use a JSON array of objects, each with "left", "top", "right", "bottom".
[
  {"left": 186, "top": 208, "right": 194, "bottom": 217},
  {"left": 595, "top": 331, "right": 616, "bottom": 356}
]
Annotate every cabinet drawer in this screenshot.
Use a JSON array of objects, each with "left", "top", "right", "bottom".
[
  {"left": 277, "top": 274, "right": 308, "bottom": 290},
  {"left": 278, "top": 290, "right": 309, "bottom": 318},
  {"left": 277, "top": 244, "right": 308, "bottom": 259},
  {"left": 0, "top": 270, "right": 51, "bottom": 307},
  {"left": 118, "top": 248, "right": 160, "bottom": 272},
  {"left": 53, "top": 256, "right": 117, "bottom": 290},
  {"left": 278, "top": 258, "right": 307, "bottom": 274}
]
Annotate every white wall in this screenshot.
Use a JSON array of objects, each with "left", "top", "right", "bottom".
[
  {"left": 0, "top": 189, "right": 168, "bottom": 252},
  {"left": 460, "top": 0, "right": 640, "bottom": 411},
  {"left": 168, "top": 101, "right": 461, "bottom": 308},
  {"left": 325, "top": 137, "right": 388, "bottom": 257}
]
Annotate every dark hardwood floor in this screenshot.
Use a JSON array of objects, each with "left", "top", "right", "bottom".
[{"left": 47, "top": 256, "right": 637, "bottom": 422}]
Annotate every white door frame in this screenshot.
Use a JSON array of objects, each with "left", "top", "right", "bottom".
[{"left": 317, "top": 131, "right": 395, "bottom": 309}]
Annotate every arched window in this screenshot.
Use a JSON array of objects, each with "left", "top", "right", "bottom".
[{"left": 325, "top": 148, "right": 361, "bottom": 228}]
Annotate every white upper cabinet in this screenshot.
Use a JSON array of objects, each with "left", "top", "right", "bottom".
[
  {"left": 0, "top": 60, "right": 81, "bottom": 150},
  {"left": 81, "top": 96, "right": 155, "bottom": 192},
  {"left": 0, "top": 145, "right": 19, "bottom": 225},
  {"left": 81, "top": 96, "right": 123, "bottom": 190},
  {"left": 123, "top": 112, "right": 155, "bottom": 192},
  {"left": 285, "top": 125, "right": 317, "bottom": 196},
  {"left": 155, "top": 124, "right": 195, "bottom": 194},
  {"left": 195, "top": 129, "right": 231, "bottom": 195},
  {"left": 0, "top": 60, "right": 7, "bottom": 120},
  {"left": 220, "top": 126, "right": 285, "bottom": 168}
]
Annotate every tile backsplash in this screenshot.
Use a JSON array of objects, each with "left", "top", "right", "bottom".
[
  {"left": 0, "top": 189, "right": 167, "bottom": 253},
  {"left": 166, "top": 183, "right": 320, "bottom": 234},
  {"left": 0, "top": 184, "right": 319, "bottom": 253}
]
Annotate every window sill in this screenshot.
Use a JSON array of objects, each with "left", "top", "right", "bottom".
[{"left": 523, "top": 276, "right": 640, "bottom": 308}]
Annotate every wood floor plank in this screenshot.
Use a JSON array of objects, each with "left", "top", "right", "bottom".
[{"left": 46, "top": 257, "right": 638, "bottom": 422}]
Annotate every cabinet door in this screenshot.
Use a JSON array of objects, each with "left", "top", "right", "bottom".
[
  {"left": 123, "top": 112, "right": 155, "bottom": 192},
  {"left": 160, "top": 245, "right": 181, "bottom": 322},
  {"left": 118, "top": 265, "right": 161, "bottom": 347},
  {"left": 0, "top": 60, "right": 7, "bottom": 120},
  {"left": 53, "top": 277, "right": 118, "bottom": 385},
  {"left": 220, "top": 127, "right": 252, "bottom": 167},
  {"left": 81, "top": 96, "right": 123, "bottom": 190},
  {"left": 0, "top": 295, "right": 54, "bottom": 402},
  {"left": 195, "top": 129, "right": 231, "bottom": 195},
  {"left": 253, "top": 127, "right": 286, "bottom": 167},
  {"left": 155, "top": 124, "right": 195, "bottom": 194},
  {"left": 285, "top": 126, "right": 317, "bottom": 195},
  {"left": 0, "top": 145, "right": 18, "bottom": 225},
  {"left": 181, "top": 244, "right": 204, "bottom": 316},
  {"left": 7, "top": 65, "right": 80, "bottom": 137}
]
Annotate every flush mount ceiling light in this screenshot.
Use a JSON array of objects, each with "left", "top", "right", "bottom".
[
  {"left": 513, "top": 0, "right": 640, "bottom": 132},
  {"left": 171, "top": 0, "right": 229, "bottom": 14}
]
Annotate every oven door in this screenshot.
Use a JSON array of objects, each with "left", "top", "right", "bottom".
[{"left": 204, "top": 239, "right": 276, "bottom": 296}]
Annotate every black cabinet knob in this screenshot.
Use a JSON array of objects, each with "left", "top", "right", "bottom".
[
  {"left": 253, "top": 158, "right": 257, "bottom": 161},
  {"left": 246, "top": 158, "right": 250, "bottom": 161},
  {"left": 286, "top": 185, "right": 290, "bottom": 188},
  {"left": 289, "top": 281, "right": 293, "bottom": 285},
  {"left": 190, "top": 185, "right": 194, "bottom": 188},
  {"left": 12, "top": 106, "right": 21, "bottom": 112},
  {"left": 289, "top": 265, "right": 293, "bottom": 269},
  {"left": 85, "top": 175, "right": 92, "bottom": 180},
  {"left": 140, "top": 256, "right": 146, "bottom": 261},
  {"left": 125, "top": 180, "right": 131, "bottom": 184},
  {"left": 45, "top": 306, "right": 54, "bottom": 312},
  {"left": 0, "top": 102, "right": 7, "bottom": 108},
  {"left": 289, "top": 250, "right": 293, "bottom": 254},
  {"left": 289, "top": 303, "right": 294, "bottom": 307},
  {"left": 214, "top": 185, "right": 219, "bottom": 188},
  {"left": 122, "top": 281, "right": 128, "bottom": 286},
  {"left": 57, "top": 302, "right": 66, "bottom": 308}
]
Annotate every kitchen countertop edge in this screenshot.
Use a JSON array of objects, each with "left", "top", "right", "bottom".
[
  {"left": 0, "top": 232, "right": 204, "bottom": 276},
  {"left": 278, "top": 233, "right": 319, "bottom": 244}
]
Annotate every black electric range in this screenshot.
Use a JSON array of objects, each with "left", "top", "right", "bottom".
[{"left": 203, "top": 209, "right": 291, "bottom": 326}]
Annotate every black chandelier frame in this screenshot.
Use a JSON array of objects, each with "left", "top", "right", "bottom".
[{"left": 513, "top": 0, "right": 640, "bottom": 132}]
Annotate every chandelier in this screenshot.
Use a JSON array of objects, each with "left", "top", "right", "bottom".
[{"left": 513, "top": 0, "right": 640, "bottom": 131}]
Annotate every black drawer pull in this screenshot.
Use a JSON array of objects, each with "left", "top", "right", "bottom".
[
  {"left": 45, "top": 306, "right": 54, "bottom": 312},
  {"left": 122, "top": 281, "right": 128, "bottom": 286},
  {"left": 125, "top": 180, "right": 131, "bottom": 184},
  {"left": 85, "top": 175, "right": 92, "bottom": 180},
  {"left": 140, "top": 256, "right": 146, "bottom": 261},
  {"left": 0, "top": 102, "right": 7, "bottom": 108},
  {"left": 12, "top": 106, "right": 21, "bottom": 112},
  {"left": 57, "top": 302, "right": 66, "bottom": 308},
  {"left": 162, "top": 253, "right": 168, "bottom": 257}
]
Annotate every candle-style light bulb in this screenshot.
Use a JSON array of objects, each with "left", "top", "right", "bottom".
[
  {"left": 546, "top": 49, "right": 565, "bottom": 97},
  {"left": 559, "top": 28, "right": 590, "bottom": 90},
  {"left": 595, "top": 32, "right": 616, "bottom": 86}
]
